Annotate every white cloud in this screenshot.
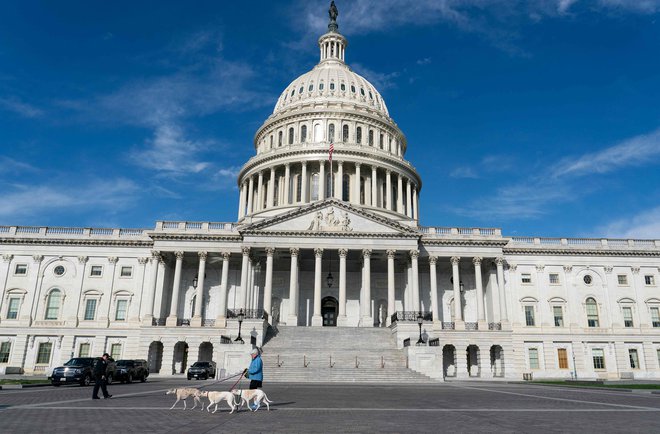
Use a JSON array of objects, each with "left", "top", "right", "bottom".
[
  {"left": 351, "top": 63, "right": 400, "bottom": 90},
  {"left": 0, "top": 97, "right": 44, "bottom": 118},
  {"left": 0, "top": 156, "right": 39, "bottom": 174},
  {"left": 552, "top": 128, "right": 660, "bottom": 178},
  {"left": 0, "top": 178, "right": 139, "bottom": 219},
  {"left": 599, "top": 206, "right": 660, "bottom": 239},
  {"left": 449, "top": 166, "right": 479, "bottom": 178}
]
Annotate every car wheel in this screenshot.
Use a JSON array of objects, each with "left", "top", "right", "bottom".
[
  {"left": 106, "top": 374, "right": 113, "bottom": 385},
  {"left": 81, "top": 375, "right": 91, "bottom": 387},
  {"left": 127, "top": 373, "right": 133, "bottom": 384}
]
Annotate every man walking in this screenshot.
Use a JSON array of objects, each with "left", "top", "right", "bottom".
[{"left": 92, "top": 353, "right": 112, "bottom": 400}]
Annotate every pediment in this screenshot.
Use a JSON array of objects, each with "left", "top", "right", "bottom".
[{"left": 241, "top": 199, "right": 418, "bottom": 237}]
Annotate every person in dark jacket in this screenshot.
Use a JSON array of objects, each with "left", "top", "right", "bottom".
[{"left": 92, "top": 353, "right": 112, "bottom": 400}]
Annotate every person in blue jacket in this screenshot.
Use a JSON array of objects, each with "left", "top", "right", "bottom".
[{"left": 245, "top": 347, "right": 263, "bottom": 390}]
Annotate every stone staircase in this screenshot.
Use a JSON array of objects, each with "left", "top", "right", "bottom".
[{"left": 260, "top": 326, "right": 434, "bottom": 383}]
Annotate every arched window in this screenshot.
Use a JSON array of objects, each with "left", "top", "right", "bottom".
[
  {"left": 278, "top": 131, "right": 283, "bottom": 147},
  {"left": 288, "top": 127, "right": 294, "bottom": 145},
  {"left": 311, "top": 173, "right": 319, "bottom": 201},
  {"left": 342, "top": 174, "right": 350, "bottom": 201},
  {"left": 295, "top": 174, "right": 302, "bottom": 202},
  {"left": 342, "top": 125, "right": 349, "bottom": 142},
  {"left": 368, "top": 130, "right": 374, "bottom": 146},
  {"left": 319, "top": 82, "right": 324, "bottom": 91},
  {"left": 340, "top": 83, "right": 346, "bottom": 91},
  {"left": 351, "top": 85, "right": 356, "bottom": 93},
  {"left": 269, "top": 135, "right": 273, "bottom": 149},
  {"left": 586, "top": 298, "right": 599, "bottom": 327},
  {"left": 308, "top": 83, "right": 314, "bottom": 92},
  {"left": 328, "top": 124, "right": 335, "bottom": 143},
  {"left": 379, "top": 133, "right": 384, "bottom": 149},
  {"left": 301, "top": 125, "right": 307, "bottom": 143},
  {"left": 330, "top": 82, "right": 335, "bottom": 90},
  {"left": 356, "top": 127, "right": 362, "bottom": 144},
  {"left": 45, "top": 289, "right": 61, "bottom": 320},
  {"left": 314, "top": 123, "right": 323, "bottom": 142}
]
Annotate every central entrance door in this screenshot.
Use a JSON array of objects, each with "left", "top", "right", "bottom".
[{"left": 321, "top": 296, "right": 338, "bottom": 326}]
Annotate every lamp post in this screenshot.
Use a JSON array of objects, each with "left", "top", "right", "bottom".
[
  {"left": 416, "top": 311, "right": 424, "bottom": 345},
  {"left": 235, "top": 309, "right": 245, "bottom": 343}
]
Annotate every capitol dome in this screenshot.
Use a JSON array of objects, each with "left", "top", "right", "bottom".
[{"left": 237, "top": 6, "right": 421, "bottom": 226}]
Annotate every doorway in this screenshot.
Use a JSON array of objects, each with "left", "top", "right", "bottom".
[{"left": 321, "top": 296, "right": 338, "bottom": 326}]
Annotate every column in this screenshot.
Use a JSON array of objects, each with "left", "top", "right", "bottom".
[
  {"left": 257, "top": 171, "right": 264, "bottom": 211},
  {"left": 473, "top": 257, "right": 486, "bottom": 329},
  {"left": 397, "top": 175, "right": 404, "bottom": 213},
  {"left": 413, "top": 187, "right": 419, "bottom": 221},
  {"left": 410, "top": 250, "right": 420, "bottom": 312},
  {"left": 301, "top": 162, "right": 308, "bottom": 203},
  {"left": 406, "top": 179, "right": 412, "bottom": 218},
  {"left": 239, "top": 247, "right": 250, "bottom": 310},
  {"left": 284, "top": 163, "right": 291, "bottom": 204},
  {"left": 312, "top": 248, "right": 323, "bottom": 326},
  {"left": 386, "top": 250, "right": 396, "bottom": 326},
  {"left": 496, "top": 257, "right": 509, "bottom": 324},
  {"left": 144, "top": 250, "right": 161, "bottom": 323},
  {"left": 191, "top": 251, "right": 207, "bottom": 327},
  {"left": 216, "top": 252, "right": 230, "bottom": 326},
  {"left": 336, "top": 161, "right": 343, "bottom": 199},
  {"left": 268, "top": 167, "right": 275, "bottom": 208},
  {"left": 337, "top": 248, "right": 348, "bottom": 325},
  {"left": 386, "top": 170, "right": 392, "bottom": 211},
  {"left": 166, "top": 251, "right": 184, "bottom": 326},
  {"left": 246, "top": 259, "right": 254, "bottom": 311},
  {"left": 371, "top": 166, "right": 377, "bottom": 207},
  {"left": 319, "top": 160, "right": 326, "bottom": 200},
  {"left": 238, "top": 182, "right": 246, "bottom": 219},
  {"left": 360, "top": 249, "right": 372, "bottom": 327},
  {"left": 263, "top": 248, "right": 274, "bottom": 323},
  {"left": 429, "top": 256, "right": 440, "bottom": 329},
  {"left": 246, "top": 176, "right": 254, "bottom": 215},
  {"left": 287, "top": 248, "right": 300, "bottom": 325},
  {"left": 451, "top": 256, "right": 464, "bottom": 330},
  {"left": 354, "top": 163, "right": 361, "bottom": 205}
]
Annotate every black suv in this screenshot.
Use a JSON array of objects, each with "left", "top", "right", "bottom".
[
  {"left": 115, "top": 359, "right": 149, "bottom": 383},
  {"left": 187, "top": 361, "right": 217, "bottom": 380},
  {"left": 50, "top": 357, "right": 117, "bottom": 387}
]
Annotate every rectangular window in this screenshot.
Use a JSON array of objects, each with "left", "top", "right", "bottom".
[
  {"left": 617, "top": 274, "right": 628, "bottom": 285},
  {"left": 521, "top": 273, "right": 532, "bottom": 284},
  {"left": 120, "top": 266, "right": 133, "bottom": 278},
  {"left": 592, "top": 348, "right": 605, "bottom": 370},
  {"left": 645, "top": 275, "right": 656, "bottom": 286},
  {"left": 549, "top": 273, "right": 560, "bottom": 284},
  {"left": 525, "top": 306, "right": 535, "bottom": 326},
  {"left": 78, "top": 343, "right": 90, "bottom": 357},
  {"left": 622, "top": 307, "right": 634, "bottom": 328},
  {"left": 14, "top": 264, "right": 28, "bottom": 275},
  {"left": 528, "top": 348, "right": 539, "bottom": 369},
  {"left": 553, "top": 306, "right": 564, "bottom": 327},
  {"left": 557, "top": 348, "right": 569, "bottom": 369},
  {"left": 629, "top": 349, "right": 639, "bottom": 369},
  {"left": 36, "top": 342, "right": 52, "bottom": 364},
  {"left": 110, "top": 343, "right": 122, "bottom": 360},
  {"left": 0, "top": 341, "right": 11, "bottom": 363},
  {"left": 90, "top": 265, "right": 103, "bottom": 277},
  {"left": 651, "top": 307, "right": 660, "bottom": 328},
  {"left": 83, "top": 299, "right": 97, "bottom": 321},
  {"left": 6, "top": 297, "right": 20, "bottom": 319},
  {"left": 115, "top": 299, "right": 128, "bottom": 321}
]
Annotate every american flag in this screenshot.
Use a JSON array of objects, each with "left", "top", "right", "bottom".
[{"left": 328, "top": 142, "right": 334, "bottom": 161}]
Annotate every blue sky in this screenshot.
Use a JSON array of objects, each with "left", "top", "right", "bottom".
[{"left": 1, "top": 0, "right": 659, "bottom": 238}]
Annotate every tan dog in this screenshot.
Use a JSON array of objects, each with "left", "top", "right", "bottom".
[
  {"left": 202, "top": 390, "right": 237, "bottom": 414},
  {"left": 166, "top": 387, "right": 205, "bottom": 410},
  {"left": 232, "top": 389, "right": 272, "bottom": 411}
]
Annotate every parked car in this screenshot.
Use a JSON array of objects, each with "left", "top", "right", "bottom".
[
  {"left": 115, "top": 359, "right": 149, "bottom": 383},
  {"left": 187, "top": 361, "right": 217, "bottom": 380},
  {"left": 50, "top": 357, "right": 117, "bottom": 387}
]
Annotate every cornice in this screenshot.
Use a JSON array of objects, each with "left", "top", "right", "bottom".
[
  {"left": 240, "top": 230, "right": 419, "bottom": 239},
  {"left": 147, "top": 233, "right": 242, "bottom": 242},
  {"left": 503, "top": 247, "right": 660, "bottom": 257},
  {"left": 0, "top": 237, "right": 153, "bottom": 248},
  {"left": 422, "top": 239, "right": 509, "bottom": 247}
]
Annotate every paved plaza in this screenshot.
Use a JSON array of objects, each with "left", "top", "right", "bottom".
[{"left": 1, "top": 379, "right": 659, "bottom": 433}]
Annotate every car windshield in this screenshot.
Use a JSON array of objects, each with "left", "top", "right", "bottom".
[
  {"left": 192, "top": 362, "right": 208, "bottom": 367},
  {"left": 116, "top": 360, "right": 133, "bottom": 367},
  {"left": 64, "top": 358, "right": 92, "bottom": 366}
]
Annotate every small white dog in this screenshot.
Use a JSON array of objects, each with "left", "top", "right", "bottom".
[
  {"left": 232, "top": 388, "right": 272, "bottom": 411},
  {"left": 202, "top": 390, "right": 237, "bottom": 414},
  {"left": 166, "top": 387, "right": 205, "bottom": 410}
]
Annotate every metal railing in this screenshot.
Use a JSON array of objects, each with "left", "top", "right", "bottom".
[
  {"left": 152, "top": 318, "right": 166, "bottom": 326},
  {"left": 465, "top": 322, "right": 479, "bottom": 331},
  {"left": 203, "top": 319, "right": 216, "bottom": 327},
  {"left": 428, "top": 337, "right": 440, "bottom": 347},
  {"left": 220, "top": 335, "right": 232, "bottom": 344},
  {"left": 442, "top": 322, "right": 455, "bottom": 330},
  {"left": 403, "top": 338, "right": 411, "bottom": 347},
  {"left": 390, "top": 311, "right": 433, "bottom": 324},
  {"left": 227, "top": 309, "right": 265, "bottom": 320},
  {"left": 177, "top": 318, "right": 191, "bottom": 326},
  {"left": 488, "top": 322, "right": 502, "bottom": 331}
]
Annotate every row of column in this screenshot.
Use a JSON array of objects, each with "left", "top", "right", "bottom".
[{"left": 238, "top": 161, "right": 420, "bottom": 220}]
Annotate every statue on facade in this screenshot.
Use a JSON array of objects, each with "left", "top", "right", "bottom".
[
  {"left": 307, "top": 211, "right": 324, "bottom": 231},
  {"left": 340, "top": 211, "right": 352, "bottom": 232},
  {"left": 328, "top": 1, "right": 339, "bottom": 32}
]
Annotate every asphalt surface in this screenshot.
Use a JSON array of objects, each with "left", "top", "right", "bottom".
[{"left": 1, "top": 377, "right": 659, "bottom": 433}]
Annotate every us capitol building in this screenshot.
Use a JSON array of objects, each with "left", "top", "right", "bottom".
[{"left": 1, "top": 5, "right": 659, "bottom": 382}]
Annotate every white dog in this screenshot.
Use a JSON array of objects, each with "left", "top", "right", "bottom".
[
  {"left": 232, "top": 388, "right": 272, "bottom": 411},
  {"left": 166, "top": 387, "right": 205, "bottom": 410},
  {"left": 202, "top": 390, "right": 237, "bottom": 414}
]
